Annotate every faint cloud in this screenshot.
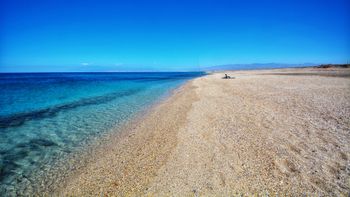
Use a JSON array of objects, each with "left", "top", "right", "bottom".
[{"left": 81, "top": 62, "right": 90, "bottom": 66}]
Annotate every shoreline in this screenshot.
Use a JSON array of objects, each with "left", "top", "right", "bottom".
[
  {"left": 57, "top": 67, "right": 349, "bottom": 195},
  {"left": 20, "top": 78, "right": 197, "bottom": 195},
  {"left": 6, "top": 76, "right": 197, "bottom": 195},
  {"left": 54, "top": 78, "right": 200, "bottom": 195}
]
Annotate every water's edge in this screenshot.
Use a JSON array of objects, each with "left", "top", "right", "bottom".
[
  {"left": 0, "top": 72, "right": 205, "bottom": 195},
  {"left": 33, "top": 78, "right": 197, "bottom": 195}
]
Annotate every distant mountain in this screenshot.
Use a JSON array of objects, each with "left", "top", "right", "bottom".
[{"left": 202, "top": 63, "right": 317, "bottom": 71}]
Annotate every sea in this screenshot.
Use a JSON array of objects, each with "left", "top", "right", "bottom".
[{"left": 0, "top": 72, "right": 204, "bottom": 195}]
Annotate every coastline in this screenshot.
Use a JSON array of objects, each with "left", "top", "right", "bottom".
[
  {"left": 54, "top": 79, "right": 200, "bottom": 195},
  {"left": 57, "top": 67, "right": 349, "bottom": 195},
  {"left": 4, "top": 74, "right": 198, "bottom": 195},
  {"left": 19, "top": 77, "right": 197, "bottom": 195}
]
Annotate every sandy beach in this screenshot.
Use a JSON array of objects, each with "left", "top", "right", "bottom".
[{"left": 57, "top": 67, "right": 350, "bottom": 196}]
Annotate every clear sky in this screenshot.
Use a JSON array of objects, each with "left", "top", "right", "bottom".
[{"left": 0, "top": 0, "right": 349, "bottom": 72}]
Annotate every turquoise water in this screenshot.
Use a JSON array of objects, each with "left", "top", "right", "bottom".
[{"left": 0, "top": 72, "right": 203, "bottom": 195}]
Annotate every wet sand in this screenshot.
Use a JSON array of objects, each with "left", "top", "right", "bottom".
[{"left": 58, "top": 67, "right": 350, "bottom": 196}]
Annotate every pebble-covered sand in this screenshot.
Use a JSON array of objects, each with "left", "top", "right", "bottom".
[{"left": 58, "top": 67, "right": 350, "bottom": 196}]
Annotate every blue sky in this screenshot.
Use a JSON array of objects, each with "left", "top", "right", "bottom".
[{"left": 1, "top": 0, "right": 349, "bottom": 72}]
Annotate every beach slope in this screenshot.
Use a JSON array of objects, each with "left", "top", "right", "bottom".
[{"left": 60, "top": 67, "right": 350, "bottom": 195}]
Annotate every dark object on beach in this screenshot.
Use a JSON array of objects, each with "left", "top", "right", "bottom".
[{"left": 223, "top": 73, "right": 234, "bottom": 79}]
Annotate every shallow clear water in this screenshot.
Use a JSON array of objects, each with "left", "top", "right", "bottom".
[{"left": 0, "top": 72, "right": 203, "bottom": 194}]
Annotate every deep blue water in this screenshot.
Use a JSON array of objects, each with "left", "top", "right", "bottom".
[{"left": 0, "top": 72, "right": 203, "bottom": 194}]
